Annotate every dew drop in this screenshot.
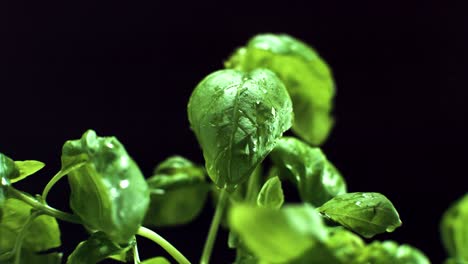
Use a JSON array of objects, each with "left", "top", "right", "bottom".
[
  {"left": 362, "top": 193, "right": 371, "bottom": 198},
  {"left": 119, "top": 179, "right": 129, "bottom": 189},
  {"left": 120, "top": 156, "right": 129, "bottom": 167},
  {"left": 271, "top": 107, "right": 276, "bottom": 117},
  {"left": 355, "top": 201, "right": 362, "bottom": 207},
  {"left": 110, "top": 188, "right": 119, "bottom": 199}
]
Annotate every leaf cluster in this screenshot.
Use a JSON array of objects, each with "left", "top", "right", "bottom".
[{"left": 0, "top": 33, "right": 453, "bottom": 264}]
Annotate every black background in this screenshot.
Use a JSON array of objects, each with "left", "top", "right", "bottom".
[{"left": 1, "top": 1, "right": 467, "bottom": 263}]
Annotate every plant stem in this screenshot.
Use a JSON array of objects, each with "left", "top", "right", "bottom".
[
  {"left": 42, "top": 161, "right": 86, "bottom": 201},
  {"left": 13, "top": 211, "right": 42, "bottom": 264},
  {"left": 8, "top": 187, "right": 81, "bottom": 224},
  {"left": 137, "top": 226, "right": 190, "bottom": 264},
  {"left": 200, "top": 188, "right": 228, "bottom": 264}
]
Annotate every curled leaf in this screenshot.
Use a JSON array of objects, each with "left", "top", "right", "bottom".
[
  {"left": 62, "top": 130, "right": 150, "bottom": 244},
  {"left": 270, "top": 137, "right": 346, "bottom": 206},
  {"left": 225, "top": 33, "right": 335, "bottom": 145},
  {"left": 145, "top": 156, "right": 210, "bottom": 226},
  {"left": 188, "top": 69, "right": 293, "bottom": 190},
  {"left": 318, "top": 192, "right": 402, "bottom": 238}
]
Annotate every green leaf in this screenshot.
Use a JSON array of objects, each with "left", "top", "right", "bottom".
[
  {"left": 353, "top": 241, "right": 430, "bottom": 264},
  {"left": 140, "top": 257, "right": 171, "bottom": 264},
  {"left": 229, "top": 203, "right": 327, "bottom": 263},
  {"left": 61, "top": 129, "right": 150, "bottom": 244},
  {"left": 0, "top": 198, "right": 61, "bottom": 255},
  {"left": 444, "top": 258, "right": 468, "bottom": 264},
  {"left": 440, "top": 193, "right": 468, "bottom": 261},
  {"left": 0, "top": 153, "right": 19, "bottom": 183},
  {"left": 5, "top": 248, "right": 62, "bottom": 264},
  {"left": 225, "top": 34, "right": 335, "bottom": 145},
  {"left": 256, "top": 176, "right": 284, "bottom": 209},
  {"left": 270, "top": 137, "right": 346, "bottom": 206},
  {"left": 66, "top": 232, "right": 131, "bottom": 264},
  {"left": 318, "top": 192, "right": 402, "bottom": 238},
  {"left": 188, "top": 68, "right": 293, "bottom": 190},
  {"left": 10, "top": 160, "right": 45, "bottom": 183},
  {"left": 291, "top": 227, "right": 365, "bottom": 264},
  {"left": 144, "top": 156, "right": 210, "bottom": 226}
]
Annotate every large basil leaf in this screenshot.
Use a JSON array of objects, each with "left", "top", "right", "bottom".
[
  {"left": 225, "top": 34, "right": 335, "bottom": 145},
  {"left": 61, "top": 130, "right": 150, "bottom": 244},
  {"left": 256, "top": 176, "right": 284, "bottom": 209},
  {"left": 440, "top": 193, "right": 468, "bottom": 262},
  {"left": 144, "top": 156, "right": 210, "bottom": 226},
  {"left": 67, "top": 232, "right": 131, "bottom": 264},
  {"left": 353, "top": 241, "right": 430, "bottom": 264},
  {"left": 0, "top": 198, "right": 61, "bottom": 261},
  {"left": 318, "top": 192, "right": 402, "bottom": 238},
  {"left": 228, "top": 203, "right": 327, "bottom": 263},
  {"left": 270, "top": 137, "right": 346, "bottom": 206},
  {"left": 188, "top": 69, "right": 293, "bottom": 190}
]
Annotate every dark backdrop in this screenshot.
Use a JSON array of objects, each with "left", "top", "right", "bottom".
[{"left": 1, "top": 1, "right": 467, "bottom": 263}]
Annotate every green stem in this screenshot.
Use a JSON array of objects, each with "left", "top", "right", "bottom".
[
  {"left": 13, "top": 211, "right": 42, "bottom": 264},
  {"left": 200, "top": 188, "right": 228, "bottom": 264},
  {"left": 42, "top": 161, "right": 86, "bottom": 201},
  {"left": 8, "top": 187, "right": 81, "bottom": 224},
  {"left": 137, "top": 226, "right": 190, "bottom": 264},
  {"left": 133, "top": 239, "right": 141, "bottom": 264}
]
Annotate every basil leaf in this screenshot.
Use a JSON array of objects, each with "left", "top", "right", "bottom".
[
  {"left": 270, "top": 137, "right": 346, "bottom": 206},
  {"left": 354, "top": 241, "right": 430, "bottom": 264},
  {"left": 0, "top": 153, "right": 19, "bottom": 183},
  {"left": 256, "top": 176, "right": 284, "bottom": 209},
  {"left": 4, "top": 248, "right": 62, "bottom": 264},
  {"left": 61, "top": 130, "right": 150, "bottom": 244},
  {"left": 66, "top": 232, "right": 131, "bottom": 264},
  {"left": 291, "top": 227, "right": 365, "bottom": 264},
  {"left": 145, "top": 156, "right": 210, "bottom": 226},
  {"left": 228, "top": 203, "right": 327, "bottom": 263},
  {"left": 10, "top": 160, "right": 45, "bottom": 183},
  {"left": 444, "top": 258, "right": 468, "bottom": 264},
  {"left": 318, "top": 192, "right": 402, "bottom": 238},
  {"left": 225, "top": 34, "right": 335, "bottom": 145},
  {"left": 188, "top": 69, "right": 293, "bottom": 190},
  {"left": 0, "top": 198, "right": 61, "bottom": 255},
  {"left": 140, "top": 257, "right": 171, "bottom": 264},
  {"left": 440, "top": 193, "right": 468, "bottom": 261}
]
